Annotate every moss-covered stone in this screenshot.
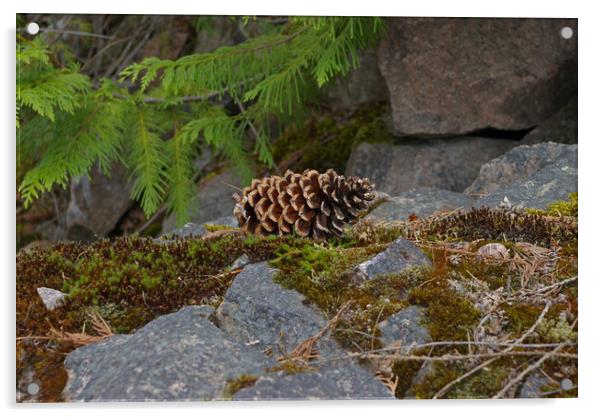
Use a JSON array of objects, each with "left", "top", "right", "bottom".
[
  {"left": 408, "top": 278, "right": 481, "bottom": 342},
  {"left": 527, "top": 192, "right": 578, "bottom": 218}
]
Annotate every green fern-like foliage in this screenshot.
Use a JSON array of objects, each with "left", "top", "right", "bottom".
[
  {"left": 17, "top": 17, "right": 384, "bottom": 228},
  {"left": 17, "top": 36, "right": 90, "bottom": 127},
  {"left": 122, "top": 17, "right": 383, "bottom": 113}
]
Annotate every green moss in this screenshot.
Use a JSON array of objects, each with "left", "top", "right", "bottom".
[
  {"left": 527, "top": 193, "right": 578, "bottom": 218},
  {"left": 272, "top": 101, "right": 393, "bottom": 174},
  {"left": 547, "top": 193, "right": 578, "bottom": 217},
  {"left": 391, "top": 358, "right": 425, "bottom": 398},
  {"left": 270, "top": 239, "right": 420, "bottom": 351},
  {"left": 267, "top": 361, "right": 314, "bottom": 375},
  {"left": 537, "top": 315, "right": 577, "bottom": 343},
  {"left": 503, "top": 303, "right": 543, "bottom": 335},
  {"left": 408, "top": 277, "right": 481, "bottom": 342},
  {"left": 204, "top": 223, "right": 238, "bottom": 233},
  {"left": 270, "top": 241, "right": 386, "bottom": 315},
  {"left": 446, "top": 365, "right": 511, "bottom": 399},
  {"left": 222, "top": 374, "right": 258, "bottom": 398},
  {"left": 412, "top": 362, "right": 464, "bottom": 399},
  {"left": 411, "top": 361, "right": 513, "bottom": 399}
]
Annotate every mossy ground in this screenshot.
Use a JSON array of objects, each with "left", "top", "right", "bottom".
[
  {"left": 17, "top": 195, "right": 578, "bottom": 401},
  {"left": 16, "top": 232, "right": 306, "bottom": 401}
]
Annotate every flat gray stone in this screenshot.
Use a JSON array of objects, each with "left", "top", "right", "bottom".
[
  {"left": 477, "top": 158, "right": 577, "bottom": 210},
  {"left": 216, "top": 262, "right": 336, "bottom": 354},
  {"left": 216, "top": 262, "right": 393, "bottom": 399},
  {"left": 465, "top": 142, "right": 577, "bottom": 196},
  {"left": 346, "top": 138, "right": 515, "bottom": 196},
  {"left": 365, "top": 187, "right": 476, "bottom": 222},
  {"left": 63, "top": 305, "right": 275, "bottom": 401},
  {"left": 378, "top": 306, "right": 431, "bottom": 349},
  {"left": 233, "top": 367, "right": 393, "bottom": 400},
  {"left": 36, "top": 287, "right": 67, "bottom": 311},
  {"left": 355, "top": 238, "right": 431, "bottom": 281}
]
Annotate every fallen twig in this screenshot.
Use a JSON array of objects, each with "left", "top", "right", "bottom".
[
  {"left": 432, "top": 300, "right": 552, "bottom": 399},
  {"left": 493, "top": 341, "right": 571, "bottom": 399}
]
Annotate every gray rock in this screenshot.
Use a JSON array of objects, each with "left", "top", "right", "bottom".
[
  {"left": 346, "top": 137, "right": 516, "bottom": 195},
  {"left": 204, "top": 216, "right": 239, "bottom": 228},
  {"left": 162, "top": 216, "right": 238, "bottom": 239},
  {"left": 36, "top": 287, "right": 67, "bottom": 311},
  {"left": 378, "top": 17, "right": 577, "bottom": 136},
  {"left": 63, "top": 305, "right": 275, "bottom": 401},
  {"left": 522, "top": 96, "right": 577, "bottom": 145},
  {"left": 519, "top": 373, "right": 550, "bottom": 398},
  {"left": 216, "top": 262, "right": 393, "bottom": 399},
  {"left": 377, "top": 306, "right": 431, "bottom": 349},
  {"left": 216, "top": 262, "right": 334, "bottom": 353},
  {"left": 477, "top": 158, "right": 577, "bottom": 210},
  {"left": 364, "top": 187, "right": 476, "bottom": 222},
  {"left": 38, "top": 163, "right": 133, "bottom": 243},
  {"left": 465, "top": 143, "right": 577, "bottom": 196},
  {"left": 354, "top": 238, "right": 431, "bottom": 281},
  {"left": 325, "top": 50, "right": 389, "bottom": 111},
  {"left": 229, "top": 254, "right": 250, "bottom": 270},
  {"left": 233, "top": 367, "right": 393, "bottom": 400},
  {"left": 164, "top": 222, "right": 208, "bottom": 239},
  {"left": 65, "top": 162, "right": 133, "bottom": 242},
  {"left": 162, "top": 169, "right": 244, "bottom": 234}
]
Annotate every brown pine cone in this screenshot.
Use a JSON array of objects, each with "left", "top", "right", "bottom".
[{"left": 233, "top": 169, "right": 375, "bottom": 239}]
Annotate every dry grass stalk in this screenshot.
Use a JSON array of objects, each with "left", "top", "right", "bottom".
[{"left": 48, "top": 310, "right": 114, "bottom": 347}]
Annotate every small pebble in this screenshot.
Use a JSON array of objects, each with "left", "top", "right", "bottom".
[
  {"left": 477, "top": 243, "right": 509, "bottom": 259},
  {"left": 230, "top": 254, "right": 251, "bottom": 270},
  {"left": 561, "top": 378, "right": 573, "bottom": 391},
  {"left": 27, "top": 383, "right": 40, "bottom": 395},
  {"left": 36, "top": 287, "right": 68, "bottom": 311}
]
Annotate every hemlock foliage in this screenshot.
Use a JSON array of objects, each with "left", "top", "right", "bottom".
[{"left": 17, "top": 17, "right": 384, "bottom": 226}]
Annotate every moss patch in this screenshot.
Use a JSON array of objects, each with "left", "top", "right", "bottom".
[
  {"left": 408, "top": 277, "right": 481, "bottom": 342},
  {"left": 222, "top": 374, "right": 258, "bottom": 398},
  {"left": 272, "top": 101, "right": 393, "bottom": 174},
  {"left": 412, "top": 362, "right": 513, "bottom": 399},
  {"left": 269, "top": 239, "right": 420, "bottom": 351},
  {"left": 418, "top": 207, "right": 577, "bottom": 247},
  {"left": 527, "top": 192, "right": 578, "bottom": 218}
]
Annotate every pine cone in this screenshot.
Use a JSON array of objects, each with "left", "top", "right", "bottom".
[{"left": 233, "top": 169, "right": 375, "bottom": 239}]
